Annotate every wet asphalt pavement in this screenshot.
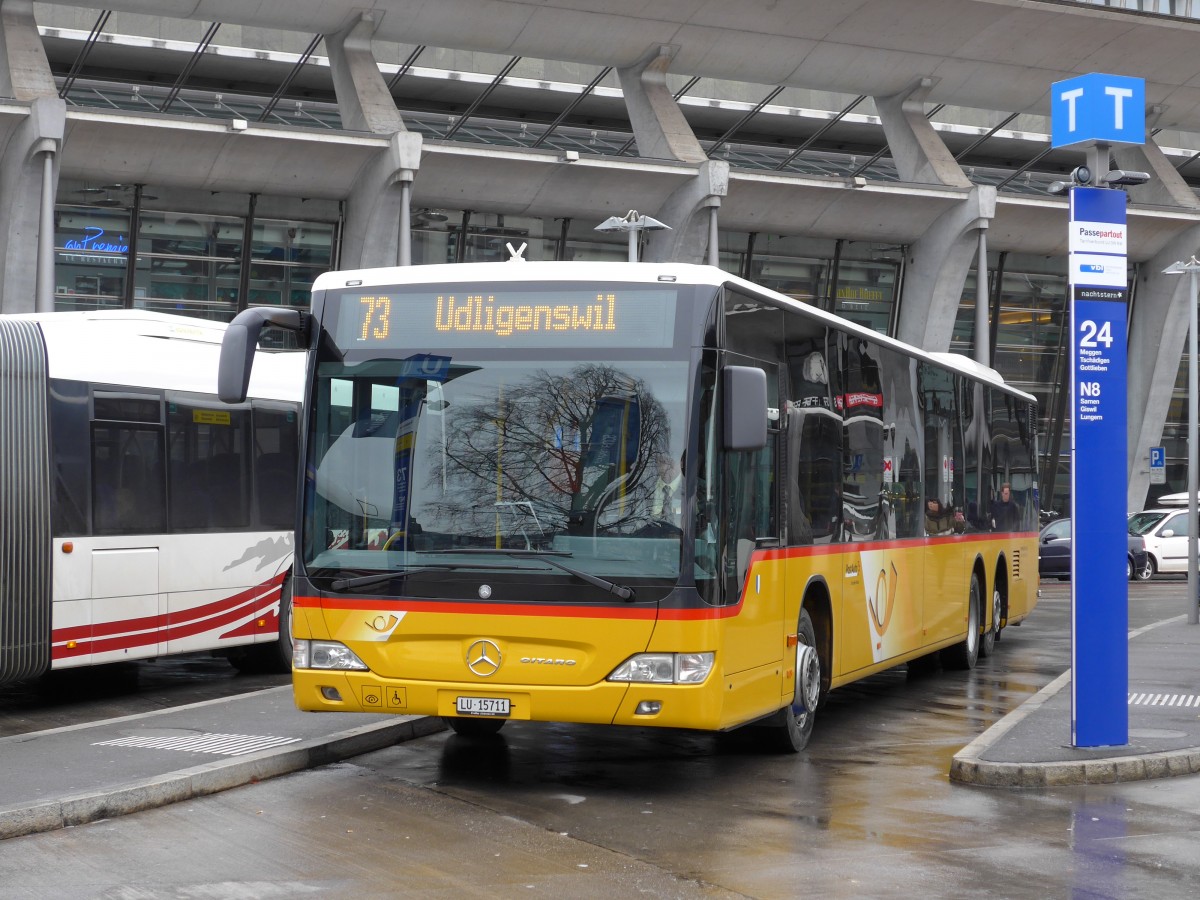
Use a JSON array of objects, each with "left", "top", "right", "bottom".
[{"left": 2, "top": 580, "right": 1200, "bottom": 898}]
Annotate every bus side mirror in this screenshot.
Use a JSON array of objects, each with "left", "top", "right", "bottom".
[
  {"left": 218, "top": 307, "right": 307, "bottom": 403},
  {"left": 723, "top": 365, "right": 767, "bottom": 451}
]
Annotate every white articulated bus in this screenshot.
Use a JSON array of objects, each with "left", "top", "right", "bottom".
[{"left": 0, "top": 310, "right": 303, "bottom": 685}]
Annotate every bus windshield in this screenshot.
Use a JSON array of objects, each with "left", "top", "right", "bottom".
[{"left": 303, "top": 356, "right": 689, "bottom": 588}]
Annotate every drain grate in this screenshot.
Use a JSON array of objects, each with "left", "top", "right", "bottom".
[
  {"left": 93, "top": 732, "right": 301, "bottom": 756},
  {"left": 1128, "top": 693, "right": 1200, "bottom": 708}
]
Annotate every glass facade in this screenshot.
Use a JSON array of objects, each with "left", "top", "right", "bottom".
[
  {"left": 54, "top": 197, "right": 1190, "bottom": 517},
  {"left": 54, "top": 198, "right": 336, "bottom": 322},
  {"left": 410, "top": 210, "right": 1192, "bottom": 515}
]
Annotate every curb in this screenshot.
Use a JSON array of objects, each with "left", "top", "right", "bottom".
[
  {"left": 951, "top": 615, "right": 1200, "bottom": 787},
  {"left": 0, "top": 714, "right": 444, "bottom": 841}
]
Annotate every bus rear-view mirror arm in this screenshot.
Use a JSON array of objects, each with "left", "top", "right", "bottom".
[{"left": 218, "top": 308, "right": 309, "bottom": 403}]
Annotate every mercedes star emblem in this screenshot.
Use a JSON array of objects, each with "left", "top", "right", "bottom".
[{"left": 466, "top": 639, "right": 502, "bottom": 677}]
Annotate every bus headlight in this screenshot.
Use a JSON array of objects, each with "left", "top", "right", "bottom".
[
  {"left": 293, "top": 639, "right": 369, "bottom": 671},
  {"left": 608, "top": 652, "right": 714, "bottom": 684}
]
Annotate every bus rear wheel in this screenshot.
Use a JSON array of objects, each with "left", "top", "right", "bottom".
[
  {"left": 768, "top": 608, "right": 820, "bottom": 753},
  {"left": 942, "top": 573, "right": 981, "bottom": 670},
  {"left": 979, "top": 583, "right": 1001, "bottom": 658},
  {"left": 444, "top": 716, "right": 507, "bottom": 738}
]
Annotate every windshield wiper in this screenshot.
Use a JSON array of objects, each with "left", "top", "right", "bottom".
[
  {"left": 428, "top": 548, "right": 636, "bottom": 601},
  {"left": 329, "top": 563, "right": 525, "bottom": 592}
]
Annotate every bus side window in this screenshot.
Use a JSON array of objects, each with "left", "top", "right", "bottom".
[
  {"left": 167, "top": 398, "right": 250, "bottom": 531},
  {"left": 786, "top": 338, "right": 841, "bottom": 544},
  {"left": 253, "top": 406, "right": 299, "bottom": 529},
  {"left": 92, "top": 425, "right": 166, "bottom": 535}
]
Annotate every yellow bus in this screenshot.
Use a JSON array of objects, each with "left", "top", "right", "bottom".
[{"left": 218, "top": 260, "right": 1039, "bottom": 751}]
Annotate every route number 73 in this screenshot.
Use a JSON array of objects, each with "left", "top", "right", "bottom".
[{"left": 1079, "top": 319, "right": 1114, "bottom": 349}]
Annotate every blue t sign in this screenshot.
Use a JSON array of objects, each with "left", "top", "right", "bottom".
[{"left": 1052, "top": 73, "right": 1145, "bottom": 148}]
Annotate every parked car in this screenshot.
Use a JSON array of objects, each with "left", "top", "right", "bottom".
[
  {"left": 1149, "top": 492, "right": 1199, "bottom": 506},
  {"left": 1038, "top": 518, "right": 1150, "bottom": 581},
  {"left": 1127, "top": 508, "right": 1192, "bottom": 577}
]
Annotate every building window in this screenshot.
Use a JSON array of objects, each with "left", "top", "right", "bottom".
[
  {"left": 54, "top": 206, "right": 131, "bottom": 311},
  {"left": 54, "top": 197, "right": 336, "bottom": 322},
  {"left": 136, "top": 211, "right": 243, "bottom": 320}
]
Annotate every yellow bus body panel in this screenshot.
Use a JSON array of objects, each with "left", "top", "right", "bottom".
[{"left": 292, "top": 533, "right": 1038, "bottom": 733}]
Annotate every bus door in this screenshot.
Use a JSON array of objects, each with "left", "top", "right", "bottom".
[
  {"left": 920, "top": 364, "right": 966, "bottom": 644},
  {"left": 785, "top": 333, "right": 843, "bottom": 663},
  {"left": 838, "top": 338, "right": 926, "bottom": 672},
  {"left": 89, "top": 392, "right": 167, "bottom": 662}
]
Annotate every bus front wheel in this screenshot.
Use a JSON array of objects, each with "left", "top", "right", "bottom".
[{"left": 768, "top": 608, "right": 821, "bottom": 753}]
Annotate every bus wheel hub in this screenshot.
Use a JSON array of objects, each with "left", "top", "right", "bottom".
[{"left": 795, "top": 644, "right": 820, "bottom": 714}]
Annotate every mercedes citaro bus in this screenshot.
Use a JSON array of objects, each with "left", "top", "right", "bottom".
[{"left": 218, "top": 260, "right": 1039, "bottom": 751}]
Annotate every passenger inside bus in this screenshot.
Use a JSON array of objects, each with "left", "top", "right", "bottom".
[{"left": 925, "top": 497, "right": 955, "bottom": 535}]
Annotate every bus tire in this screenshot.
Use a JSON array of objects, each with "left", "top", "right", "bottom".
[
  {"left": 767, "top": 608, "right": 820, "bottom": 753},
  {"left": 979, "top": 582, "right": 1001, "bottom": 658},
  {"left": 444, "top": 716, "right": 506, "bottom": 738},
  {"left": 228, "top": 578, "right": 293, "bottom": 675},
  {"left": 941, "top": 573, "right": 981, "bottom": 670}
]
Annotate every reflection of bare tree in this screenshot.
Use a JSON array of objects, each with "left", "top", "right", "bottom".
[{"left": 433, "top": 364, "right": 669, "bottom": 540}]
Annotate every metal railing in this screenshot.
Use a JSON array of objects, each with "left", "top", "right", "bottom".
[{"left": 57, "top": 77, "right": 1071, "bottom": 198}]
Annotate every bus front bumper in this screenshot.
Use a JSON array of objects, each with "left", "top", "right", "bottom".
[{"left": 292, "top": 669, "right": 729, "bottom": 730}]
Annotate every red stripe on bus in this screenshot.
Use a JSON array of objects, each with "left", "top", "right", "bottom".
[
  {"left": 296, "top": 595, "right": 747, "bottom": 621},
  {"left": 52, "top": 572, "right": 286, "bottom": 643},
  {"left": 53, "top": 592, "right": 280, "bottom": 659},
  {"left": 755, "top": 532, "right": 1034, "bottom": 560},
  {"left": 51, "top": 573, "right": 286, "bottom": 659},
  {"left": 295, "top": 596, "right": 658, "bottom": 619}
]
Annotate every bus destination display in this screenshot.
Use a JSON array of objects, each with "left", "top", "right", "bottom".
[{"left": 336, "top": 285, "right": 678, "bottom": 349}]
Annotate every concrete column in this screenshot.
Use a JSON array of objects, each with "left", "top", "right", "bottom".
[
  {"left": 36, "top": 145, "right": 54, "bottom": 311},
  {"left": 894, "top": 186, "right": 996, "bottom": 351},
  {"left": 643, "top": 160, "right": 729, "bottom": 264},
  {"left": 325, "top": 11, "right": 406, "bottom": 135},
  {"left": 616, "top": 45, "right": 707, "bottom": 164},
  {"left": 341, "top": 131, "right": 423, "bottom": 270},
  {"left": 325, "top": 13, "right": 421, "bottom": 268},
  {"left": 874, "top": 77, "right": 971, "bottom": 188},
  {"left": 0, "top": 97, "right": 65, "bottom": 314},
  {"left": 0, "top": 0, "right": 57, "bottom": 100},
  {"left": 1127, "top": 224, "right": 1200, "bottom": 510},
  {"left": 974, "top": 228, "right": 989, "bottom": 367}
]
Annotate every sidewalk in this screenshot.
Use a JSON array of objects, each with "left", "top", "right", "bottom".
[
  {"left": 0, "top": 686, "right": 444, "bottom": 840},
  {"left": 952, "top": 614, "right": 1200, "bottom": 786}
]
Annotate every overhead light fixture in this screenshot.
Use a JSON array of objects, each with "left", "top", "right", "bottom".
[
  {"left": 1103, "top": 169, "right": 1151, "bottom": 187},
  {"left": 595, "top": 210, "right": 671, "bottom": 262}
]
